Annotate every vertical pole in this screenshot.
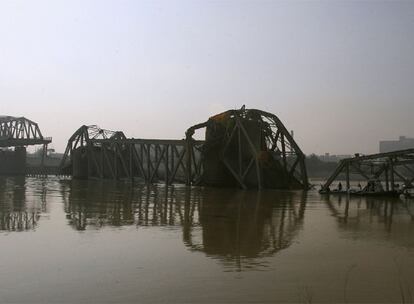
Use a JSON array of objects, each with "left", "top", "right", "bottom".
[
  {"left": 147, "top": 144, "right": 151, "bottom": 183},
  {"left": 100, "top": 145, "right": 104, "bottom": 178},
  {"left": 170, "top": 145, "right": 175, "bottom": 184},
  {"left": 140, "top": 144, "right": 143, "bottom": 168},
  {"left": 385, "top": 164, "right": 389, "bottom": 191},
  {"left": 238, "top": 128, "right": 242, "bottom": 176},
  {"left": 186, "top": 137, "right": 192, "bottom": 186},
  {"left": 114, "top": 144, "right": 117, "bottom": 180},
  {"left": 41, "top": 144, "right": 47, "bottom": 167},
  {"left": 390, "top": 158, "right": 395, "bottom": 191},
  {"left": 301, "top": 156, "right": 309, "bottom": 189},
  {"left": 346, "top": 162, "right": 350, "bottom": 191},
  {"left": 87, "top": 147, "right": 91, "bottom": 179},
  {"left": 165, "top": 145, "right": 169, "bottom": 185},
  {"left": 281, "top": 134, "right": 287, "bottom": 172},
  {"left": 129, "top": 144, "right": 133, "bottom": 182},
  {"left": 154, "top": 144, "right": 158, "bottom": 181}
]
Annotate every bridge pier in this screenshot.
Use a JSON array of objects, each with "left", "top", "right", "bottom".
[{"left": 0, "top": 147, "right": 26, "bottom": 175}]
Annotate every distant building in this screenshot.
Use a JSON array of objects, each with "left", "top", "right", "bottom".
[{"left": 379, "top": 136, "right": 414, "bottom": 153}]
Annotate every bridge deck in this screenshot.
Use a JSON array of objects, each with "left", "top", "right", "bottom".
[{"left": 0, "top": 138, "right": 52, "bottom": 147}]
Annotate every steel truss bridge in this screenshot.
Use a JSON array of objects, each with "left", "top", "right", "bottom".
[
  {"left": 59, "top": 125, "right": 206, "bottom": 184},
  {"left": 60, "top": 108, "right": 308, "bottom": 189},
  {"left": 321, "top": 149, "right": 414, "bottom": 191},
  {"left": 0, "top": 116, "right": 51, "bottom": 147}
]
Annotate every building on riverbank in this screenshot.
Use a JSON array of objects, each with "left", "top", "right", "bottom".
[{"left": 380, "top": 136, "right": 414, "bottom": 153}]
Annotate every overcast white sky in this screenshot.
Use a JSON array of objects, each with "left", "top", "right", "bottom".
[{"left": 1, "top": 0, "right": 413, "bottom": 154}]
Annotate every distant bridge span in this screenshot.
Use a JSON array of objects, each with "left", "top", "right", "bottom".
[
  {"left": 0, "top": 116, "right": 52, "bottom": 174},
  {"left": 0, "top": 116, "right": 51, "bottom": 147}
]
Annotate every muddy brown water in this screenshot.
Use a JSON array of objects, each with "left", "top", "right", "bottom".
[{"left": 1, "top": 176, "right": 414, "bottom": 303}]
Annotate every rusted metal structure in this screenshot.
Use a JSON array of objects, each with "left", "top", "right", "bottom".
[
  {"left": 321, "top": 149, "right": 414, "bottom": 191},
  {"left": 185, "top": 108, "right": 308, "bottom": 189},
  {"left": 60, "top": 108, "right": 308, "bottom": 189}
]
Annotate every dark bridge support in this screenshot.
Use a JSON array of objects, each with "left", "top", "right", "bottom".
[{"left": 0, "top": 147, "right": 26, "bottom": 175}]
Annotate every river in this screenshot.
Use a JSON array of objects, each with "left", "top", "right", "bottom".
[{"left": 0, "top": 176, "right": 414, "bottom": 303}]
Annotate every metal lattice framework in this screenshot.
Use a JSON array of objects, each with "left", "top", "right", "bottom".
[
  {"left": 60, "top": 108, "right": 308, "bottom": 189},
  {"left": 321, "top": 149, "right": 414, "bottom": 191},
  {"left": 60, "top": 125, "right": 204, "bottom": 183},
  {"left": 0, "top": 116, "right": 51, "bottom": 147},
  {"left": 59, "top": 125, "right": 127, "bottom": 174},
  {"left": 185, "top": 108, "right": 308, "bottom": 189}
]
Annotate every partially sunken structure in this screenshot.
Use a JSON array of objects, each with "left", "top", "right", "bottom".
[
  {"left": 59, "top": 108, "right": 308, "bottom": 189},
  {"left": 321, "top": 149, "right": 414, "bottom": 192}
]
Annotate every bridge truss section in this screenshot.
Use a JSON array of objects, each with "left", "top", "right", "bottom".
[
  {"left": 0, "top": 116, "right": 51, "bottom": 147},
  {"left": 185, "top": 108, "right": 308, "bottom": 189},
  {"left": 321, "top": 149, "right": 414, "bottom": 191},
  {"left": 60, "top": 108, "right": 308, "bottom": 190}
]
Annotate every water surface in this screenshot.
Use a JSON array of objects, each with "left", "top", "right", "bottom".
[{"left": 1, "top": 177, "right": 414, "bottom": 303}]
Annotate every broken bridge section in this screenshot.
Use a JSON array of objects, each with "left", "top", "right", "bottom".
[
  {"left": 321, "top": 149, "right": 414, "bottom": 191},
  {"left": 59, "top": 124, "right": 204, "bottom": 183},
  {"left": 59, "top": 108, "right": 308, "bottom": 190},
  {"left": 59, "top": 125, "right": 127, "bottom": 178},
  {"left": 186, "top": 108, "right": 308, "bottom": 189}
]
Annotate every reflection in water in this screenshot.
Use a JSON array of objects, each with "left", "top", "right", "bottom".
[
  {"left": 186, "top": 190, "right": 306, "bottom": 271},
  {"left": 324, "top": 194, "right": 414, "bottom": 248},
  {"left": 60, "top": 180, "right": 307, "bottom": 270},
  {"left": 3, "top": 177, "right": 414, "bottom": 302},
  {"left": 0, "top": 177, "right": 45, "bottom": 231}
]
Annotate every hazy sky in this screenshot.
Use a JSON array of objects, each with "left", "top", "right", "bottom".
[{"left": 1, "top": 0, "right": 413, "bottom": 155}]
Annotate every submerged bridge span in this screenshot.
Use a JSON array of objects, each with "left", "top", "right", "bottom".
[
  {"left": 321, "top": 149, "right": 414, "bottom": 191},
  {"left": 60, "top": 108, "right": 308, "bottom": 190}
]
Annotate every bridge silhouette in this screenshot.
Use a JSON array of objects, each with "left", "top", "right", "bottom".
[
  {"left": 0, "top": 116, "right": 51, "bottom": 148},
  {"left": 0, "top": 116, "right": 52, "bottom": 175},
  {"left": 59, "top": 108, "right": 308, "bottom": 189}
]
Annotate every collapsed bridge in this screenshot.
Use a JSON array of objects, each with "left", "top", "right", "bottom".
[
  {"left": 321, "top": 149, "right": 414, "bottom": 191},
  {"left": 59, "top": 108, "right": 308, "bottom": 189}
]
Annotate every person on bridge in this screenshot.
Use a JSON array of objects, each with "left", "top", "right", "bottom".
[{"left": 337, "top": 182, "right": 343, "bottom": 191}]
